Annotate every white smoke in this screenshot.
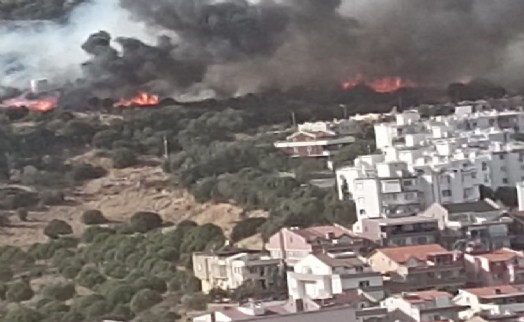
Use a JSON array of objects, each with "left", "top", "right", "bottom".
[{"left": 0, "top": 0, "right": 152, "bottom": 90}]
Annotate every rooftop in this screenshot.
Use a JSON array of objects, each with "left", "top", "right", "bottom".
[
  {"left": 462, "top": 285, "right": 521, "bottom": 298},
  {"left": 373, "top": 244, "right": 450, "bottom": 264},
  {"left": 314, "top": 252, "right": 366, "bottom": 269},
  {"left": 443, "top": 200, "right": 498, "bottom": 214},
  {"left": 362, "top": 216, "right": 437, "bottom": 226},
  {"left": 401, "top": 290, "right": 452, "bottom": 304},
  {"left": 289, "top": 225, "right": 359, "bottom": 243},
  {"left": 473, "top": 248, "right": 523, "bottom": 263}
]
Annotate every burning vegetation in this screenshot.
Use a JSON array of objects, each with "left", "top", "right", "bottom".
[{"left": 113, "top": 92, "right": 160, "bottom": 108}]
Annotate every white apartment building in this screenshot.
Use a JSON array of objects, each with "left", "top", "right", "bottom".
[
  {"left": 287, "top": 251, "right": 385, "bottom": 302},
  {"left": 337, "top": 106, "right": 524, "bottom": 224},
  {"left": 454, "top": 285, "right": 524, "bottom": 320}
]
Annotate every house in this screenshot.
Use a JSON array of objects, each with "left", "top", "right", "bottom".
[
  {"left": 274, "top": 128, "right": 355, "bottom": 158},
  {"left": 192, "top": 304, "right": 359, "bottom": 322},
  {"left": 382, "top": 290, "right": 467, "bottom": 322},
  {"left": 357, "top": 216, "right": 439, "bottom": 247},
  {"left": 367, "top": 244, "right": 466, "bottom": 294},
  {"left": 265, "top": 225, "right": 369, "bottom": 266},
  {"left": 464, "top": 248, "right": 524, "bottom": 286},
  {"left": 454, "top": 285, "right": 524, "bottom": 320},
  {"left": 421, "top": 200, "right": 511, "bottom": 250},
  {"left": 287, "top": 251, "right": 385, "bottom": 302},
  {"left": 192, "top": 246, "right": 282, "bottom": 293}
]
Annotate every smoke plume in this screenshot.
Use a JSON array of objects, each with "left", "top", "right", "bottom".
[{"left": 3, "top": 0, "right": 524, "bottom": 100}]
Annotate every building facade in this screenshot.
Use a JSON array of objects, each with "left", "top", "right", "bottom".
[
  {"left": 454, "top": 285, "right": 524, "bottom": 320},
  {"left": 464, "top": 249, "right": 524, "bottom": 287}
]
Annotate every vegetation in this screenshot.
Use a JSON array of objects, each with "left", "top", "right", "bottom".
[
  {"left": 43, "top": 220, "right": 73, "bottom": 239},
  {"left": 81, "top": 210, "right": 108, "bottom": 225}
]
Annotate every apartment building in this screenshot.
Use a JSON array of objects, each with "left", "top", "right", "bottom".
[
  {"left": 454, "top": 285, "right": 524, "bottom": 320},
  {"left": 287, "top": 251, "right": 385, "bottom": 302},
  {"left": 192, "top": 246, "right": 282, "bottom": 293},
  {"left": 367, "top": 244, "right": 466, "bottom": 294},
  {"left": 421, "top": 200, "right": 512, "bottom": 250},
  {"left": 336, "top": 107, "right": 524, "bottom": 223},
  {"left": 382, "top": 290, "right": 467, "bottom": 322},
  {"left": 357, "top": 216, "right": 439, "bottom": 247},
  {"left": 265, "top": 225, "right": 369, "bottom": 266},
  {"left": 464, "top": 249, "right": 524, "bottom": 287}
]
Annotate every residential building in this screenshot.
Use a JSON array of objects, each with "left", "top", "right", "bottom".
[
  {"left": 464, "top": 248, "right": 524, "bottom": 286},
  {"left": 336, "top": 107, "right": 524, "bottom": 225},
  {"left": 265, "top": 225, "right": 369, "bottom": 266},
  {"left": 454, "top": 285, "right": 524, "bottom": 320},
  {"left": 287, "top": 251, "right": 385, "bottom": 302},
  {"left": 192, "top": 246, "right": 282, "bottom": 293},
  {"left": 421, "top": 200, "right": 512, "bottom": 250},
  {"left": 192, "top": 304, "right": 359, "bottom": 322},
  {"left": 274, "top": 122, "right": 356, "bottom": 158},
  {"left": 382, "top": 290, "right": 467, "bottom": 322},
  {"left": 356, "top": 216, "right": 439, "bottom": 247},
  {"left": 367, "top": 244, "right": 466, "bottom": 294}
]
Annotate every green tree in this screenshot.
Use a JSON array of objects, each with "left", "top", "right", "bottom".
[
  {"left": 76, "top": 266, "right": 106, "bottom": 289},
  {"left": 180, "top": 224, "right": 225, "bottom": 253},
  {"left": 44, "top": 220, "right": 73, "bottom": 239},
  {"left": 0, "top": 265, "right": 13, "bottom": 282},
  {"left": 130, "top": 211, "right": 163, "bottom": 233},
  {"left": 134, "top": 276, "right": 167, "bottom": 293},
  {"left": 112, "top": 148, "right": 138, "bottom": 169},
  {"left": 4, "top": 307, "right": 43, "bottom": 322},
  {"left": 81, "top": 209, "right": 108, "bottom": 225},
  {"left": 6, "top": 282, "right": 34, "bottom": 302},
  {"left": 42, "top": 283, "right": 76, "bottom": 301},
  {"left": 107, "top": 284, "right": 136, "bottom": 307},
  {"left": 231, "top": 217, "right": 266, "bottom": 242},
  {"left": 130, "top": 289, "right": 163, "bottom": 314}
]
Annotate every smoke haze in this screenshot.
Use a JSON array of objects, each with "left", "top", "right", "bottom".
[{"left": 2, "top": 0, "right": 524, "bottom": 99}]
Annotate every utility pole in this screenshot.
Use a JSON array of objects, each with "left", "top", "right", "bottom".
[
  {"left": 291, "top": 112, "right": 297, "bottom": 128},
  {"left": 163, "top": 136, "right": 169, "bottom": 160},
  {"left": 339, "top": 104, "right": 348, "bottom": 119}
]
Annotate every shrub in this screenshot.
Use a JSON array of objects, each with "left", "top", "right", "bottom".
[
  {"left": 84, "top": 300, "right": 110, "bottom": 319},
  {"left": 82, "top": 226, "right": 115, "bottom": 243},
  {"left": 76, "top": 266, "right": 106, "bottom": 289},
  {"left": 107, "top": 304, "right": 135, "bottom": 321},
  {"left": 42, "top": 283, "right": 76, "bottom": 301},
  {"left": 81, "top": 209, "right": 108, "bottom": 225},
  {"left": 130, "top": 289, "right": 163, "bottom": 313},
  {"left": 0, "top": 246, "right": 35, "bottom": 267},
  {"left": 38, "top": 301, "right": 70, "bottom": 316},
  {"left": 72, "top": 294, "right": 105, "bottom": 312},
  {"left": 43, "top": 220, "right": 73, "bottom": 239},
  {"left": 168, "top": 271, "right": 201, "bottom": 293},
  {"left": 70, "top": 163, "right": 107, "bottom": 182},
  {"left": 182, "top": 293, "right": 209, "bottom": 311},
  {"left": 60, "top": 312, "right": 85, "bottom": 322},
  {"left": 6, "top": 282, "right": 34, "bottom": 302},
  {"left": 130, "top": 211, "right": 163, "bottom": 233},
  {"left": 107, "top": 284, "right": 136, "bottom": 307},
  {"left": 0, "top": 283, "right": 7, "bottom": 300},
  {"left": 39, "top": 190, "right": 65, "bottom": 206},
  {"left": 112, "top": 148, "right": 138, "bottom": 169},
  {"left": 104, "top": 261, "right": 128, "bottom": 279},
  {"left": 16, "top": 208, "right": 28, "bottom": 222},
  {"left": 4, "top": 307, "right": 43, "bottom": 322},
  {"left": 0, "top": 265, "right": 13, "bottom": 282},
  {"left": 134, "top": 276, "right": 167, "bottom": 293},
  {"left": 231, "top": 217, "right": 266, "bottom": 242}
]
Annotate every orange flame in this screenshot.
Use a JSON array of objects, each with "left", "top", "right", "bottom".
[
  {"left": 1, "top": 96, "right": 57, "bottom": 112},
  {"left": 342, "top": 75, "right": 416, "bottom": 93},
  {"left": 114, "top": 91, "right": 160, "bottom": 108}
]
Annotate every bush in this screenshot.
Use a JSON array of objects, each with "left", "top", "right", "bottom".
[
  {"left": 39, "top": 190, "right": 65, "bottom": 206},
  {"left": 82, "top": 226, "right": 115, "bottom": 243},
  {"left": 6, "top": 282, "right": 34, "bottom": 302},
  {"left": 134, "top": 276, "right": 167, "bottom": 293},
  {"left": 107, "top": 304, "right": 135, "bottom": 321},
  {"left": 112, "top": 148, "right": 138, "bottom": 169},
  {"left": 44, "top": 220, "right": 73, "bottom": 239},
  {"left": 130, "top": 211, "right": 163, "bottom": 233},
  {"left": 0, "top": 265, "right": 13, "bottom": 282},
  {"left": 0, "top": 283, "right": 7, "bottom": 300},
  {"left": 76, "top": 266, "right": 106, "bottom": 289},
  {"left": 182, "top": 293, "right": 209, "bottom": 311},
  {"left": 4, "top": 307, "right": 43, "bottom": 322},
  {"left": 107, "top": 284, "right": 136, "bottom": 307},
  {"left": 168, "top": 271, "right": 201, "bottom": 293},
  {"left": 70, "top": 163, "right": 107, "bottom": 182},
  {"left": 104, "top": 261, "right": 128, "bottom": 279},
  {"left": 60, "top": 312, "right": 85, "bottom": 322},
  {"left": 38, "top": 301, "right": 70, "bottom": 316},
  {"left": 42, "top": 283, "right": 76, "bottom": 301},
  {"left": 130, "top": 289, "right": 163, "bottom": 313},
  {"left": 231, "top": 217, "right": 266, "bottom": 242},
  {"left": 81, "top": 209, "right": 108, "bottom": 225},
  {"left": 16, "top": 208, "right": 28, "bottom": 222}
]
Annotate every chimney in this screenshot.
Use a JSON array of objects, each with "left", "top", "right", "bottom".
[{"left": 495, "top": 288, "right": 502, "bottom": 295}]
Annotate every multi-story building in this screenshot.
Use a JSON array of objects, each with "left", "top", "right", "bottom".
[
  {"left": 192, "top": 246, "right": 282, "bottom": 293},
  {"left": 274, "top": 121, "right": 356, "bottom": 158},
  {"left": 265, "top": 225, "right": 369, "bottom": 266},
  {"left": 421, "top": 200, "right": 512, "bottom": 250},
  {"left": 464, "top": 248, "right": 524, "bottom": 287},
  {"left": 454, "top": 285, "right": 524, "bottom": 320},
  {"left": 356, "top": 216, "right": 439, "bottom": 247},
  {"left": 367, "top": 244, "right": 466, "bottom": 294},
  {"left": 382, "top": 290, "right": 467, "bottom": 322},
  {"left": 287, "top": 251, "right": 385, "bottom": 302},
  {"left": 336, "top": 107, "right": 524, "bottom": 225}
]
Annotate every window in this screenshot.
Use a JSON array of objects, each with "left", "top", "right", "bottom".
[
  {"left": 500, "top": 154, "right": 505, "bottom": 160},
  {"left": 355, "top": 266, "right": 364, "bottom": 273},
  {"left": 404, "top": 180, "right": 413, "bottom": 187},
  {"left": 358, "top": 280, "right": 370, "bottom": 288},
  {"left": 482, "top": 162, "right": 488, "bottom": 171},
  {"left": 471, "top": 172, "right": 477, "bottom": 179},
  {"left": 503, "top": 178, "right": 509, "bottom": 184},
  {"left": 489, "top": 119, "right": 496, "bottom": 126},
  {"left": 442, "top": 190, "right": 452, "bottom": 197},
  {"left": 417, "top": 237, "right": 427, "bottom": 244}
]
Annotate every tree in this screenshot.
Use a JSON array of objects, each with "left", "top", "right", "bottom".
[
  {"left": 107, "top": 284, "right": 136, "bottom": 307},
  {"left": 76, "top": 266, "right": 106, "bottom": 289},
  {"left": 182, "top": 293, "right": 209, "bottom": 311},
  {"left": 81, "top": 209, "right": 108, "bottom": 225},
  {"left": 130, "top": 211, "right": 163, "bottom": 233},
  {"left": 231, "top": 281, "right": 267, "bottom": 302},
  {"left": 16, "top": 208, "right": 28, "bottom": 222},
  {"left": 82, "top": 226, "right": 115, "bottom": 243},
  {"left": 231, "top": 217, "right": 266, "bottom": 242},
  {"left": 130, "top": 289, "right": 163, "bottom": 313},
  {"left": 42, "top": 283, "right": 76, "bottom": 301},
  {"left": 39, "top": 190, "right": 65, "bottom": 206},
  {"left": 6, "top": 282, "right": 34, "bottom": 302},
  {"left": 44, "top": 220, "right": 73, "bottom": 239},
  {"left": 180, "top": 224, "right": 225, "bottom": 253},
  {"left": 495, "top": 186, "right": 518, "bottom": 208},
  {"left": 0, "top": 265, "right": 13, "bottom": 282},
  {"left": 70, "top": 163, "right": 107, "bottom": 182},
  {"left": 134, "top": 276, "right": 167, "bottom": 293},
  {"left": 4, "top": 307, "right": 43, "bottom": 322},
  {"left": 112, "top": 148, "right": 138, "bottom": 169}
]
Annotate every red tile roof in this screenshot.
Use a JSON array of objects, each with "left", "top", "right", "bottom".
[
  {"left": 463, "top": 285, "right": 520, "bottom": 298},
  {"left": 375, "top": 244, "right": 450, "bottom": 264},
  {"left": 475, "top": 248, "right": 523, "bottom": 263},
  {"left": 290, "top": 225, "right": 359, "bottom": 243}
]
